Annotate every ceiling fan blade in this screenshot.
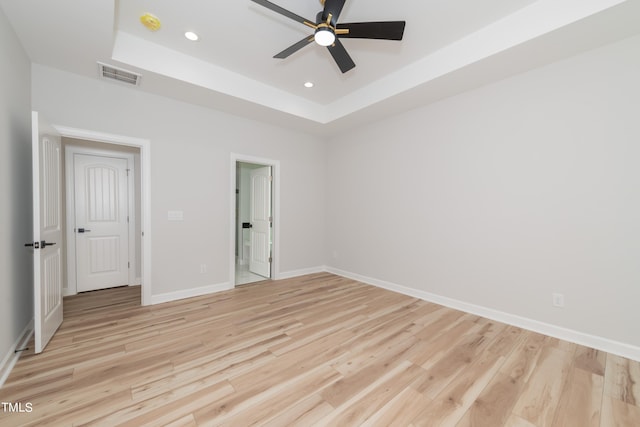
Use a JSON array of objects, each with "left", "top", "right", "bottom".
[
  {"left": 337, "top": 21, "right": 406, "bottom": 40},
  {"left": 322, "top": 0, "right": 346, "bottom": 26},
  {"left": 327, "top": 39, "right": 355, "bottom": 73},
  {"left": 274, "top": 36, "right": 314, "bottom": 59},
  {"left": 250, "top": 0, "right": 315, "bottom": 27}
]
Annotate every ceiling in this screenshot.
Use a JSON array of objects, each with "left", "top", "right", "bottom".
[{"left": 2, "top": 0, "right": 639, "bottom": 135}]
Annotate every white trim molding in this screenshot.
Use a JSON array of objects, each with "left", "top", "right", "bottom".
[
  {"left": 0, "top": 320, "right": 33, "bottom": 388},
  {"left": 151, "top": 282, "right": 233, "bottom": 305},
  {"left": 325, "top": 266, "right": 640, "bottom": 362},
  {"left": 276, "top": 266, "right": 327, "bottom": 281}
]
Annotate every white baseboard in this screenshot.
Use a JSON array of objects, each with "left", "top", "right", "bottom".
[
  {"left": 149, "top": 266, "right": 327, "bottom": 306},
  {"left": 276, "top": 266, "right": 327, "bottom": 280},
  {"left": 0, "top": 319, "right": 34, "bottom": 388},
  {"left": 325, "top": 267, "right": 640, "bottom": 362},
  {"left": 150, "top": 282, "right": 233, "bottom": 305}
]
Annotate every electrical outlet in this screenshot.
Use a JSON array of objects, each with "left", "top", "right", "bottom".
[
  {"left": 200, "top": 264, "right": 207, "bottom": 274},
  {"left": 552, "top": 293, "right": 564, "bottom": 308}
]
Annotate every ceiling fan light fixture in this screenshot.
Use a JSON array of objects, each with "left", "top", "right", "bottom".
[{"left": 314, "top": 26, "right": 335, "bottom": 46}]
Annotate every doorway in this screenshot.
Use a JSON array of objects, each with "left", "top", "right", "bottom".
[
  {"left": 230, "top": 154, "right": 280, "bottom": 287},
  {"left": 54, "top": 125, "right": 152, "bottom": 306},
  {"left": 64, "top": 142, "right": 139, "bottom": 294}
]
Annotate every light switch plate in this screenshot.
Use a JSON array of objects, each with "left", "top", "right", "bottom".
[{"left": 168, "top": 210, "right": 184, "bottom": 221}]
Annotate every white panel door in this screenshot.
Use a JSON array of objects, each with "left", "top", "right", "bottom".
[
  {"left": 31, "top": 111, "right": 63, "bottom": 354},
  {"left": 74, "top": 154, "right": 129, "bottom": 292},
  {"left": 249, "top": 166, "right": 272, "bottom": 278}
]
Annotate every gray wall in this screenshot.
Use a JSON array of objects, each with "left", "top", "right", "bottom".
[
  {"left": 326, "top": 34, "right": 640, "bottom": 349},
  {"left": 32, "top": 65, "right": 327, "bottom": 297},
  {"left": 0, "top": 7, "right": 33, "bottom": 367}
]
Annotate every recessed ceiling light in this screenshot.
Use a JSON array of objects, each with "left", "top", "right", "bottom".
[
  {"left": 304, "top": 82, "right": 314, "bottom": 88},
  {"left": 184, "top": 31, "right": 199, "bottom": 41}
]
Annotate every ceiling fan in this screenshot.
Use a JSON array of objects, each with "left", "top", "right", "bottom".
[{"left": 250, "top": 0, "right": 406, "bottom": 73}]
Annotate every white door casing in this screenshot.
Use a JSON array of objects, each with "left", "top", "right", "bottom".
[
  {"left": 31, "top": 111, "right": 63, "bottom": 354},
  {"left": 52, "top": 125, "right": 151, "bottom": 306},
  {"left": 74, "top": 154, "right": 129, "bottom": 292},
  {"left": 249, "top": 166, "right": 272, "bottom": 278}
]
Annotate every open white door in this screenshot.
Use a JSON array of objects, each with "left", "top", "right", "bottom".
[
  {"left": 249, "top": 166, "right": 272, "bottom": 278},
  {"left": 30, "top": 111, "right": 63, "bottom": 353}
]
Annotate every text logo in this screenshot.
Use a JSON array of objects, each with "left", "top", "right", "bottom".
[{"left": 1, "top": 402, "right": 33, "bottom": 413}]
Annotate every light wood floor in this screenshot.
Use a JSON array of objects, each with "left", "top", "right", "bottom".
[{"left": 1, "top": 273, "right": 639, "bottom": 426}]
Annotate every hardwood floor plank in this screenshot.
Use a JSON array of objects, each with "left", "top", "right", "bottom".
[
  {"left": 412, "top": 321, "right": 507, "bottom": 399},
  {"left": 321, "top": 334, "right": 418, "bottom": 407},
  {"left": 407, "top": 317, "right": 478, "bottom": 368},
  {"left": 601, "top": 396, "right": 640, "bottom": 427},
  {"left": 99, "top": 381, "right": 235, "bottom": 427},
  {"left": 511, "top": 343, "right": 574, "bottom": 426},
  {"left": 216, "top": 364, "right": 341, "bottom": 426},
  {"left": 361, "top": 386, "right": 432, "bottom": 427},
  {"left": 261, "top": 394, "right": 335, "bottom": 427},
  {"left": 0, "top": 274, "right": 637, "bottom": 426},
  {"left": 411, "top": 339, "right": 508, "bottom": 426},
  {"left": 163, "top": 414, "right": 198, "bottom": 427},
  {"left": 134, "top": 351, "right": 273, "bottom": 404},
  {"left": 604, "top": 354, "right": 640, "bottom": 406},
  {"left": 551, "top": 366, "right": 603, "bottom": 427},
  {"left": 574, "top": 345, "right": 607, "bottom": 376},
  {"left": 317, "top": 361, "right": 425, "bottom": 426},
  {"left": 333, "top": 330, "right": 416, "bottom": 376},
  {"left": 456, "top": 331, "right": 544, "bottom": 427},
  {"left": 504, "top": 413, "right": 539, "bottom": 427}
]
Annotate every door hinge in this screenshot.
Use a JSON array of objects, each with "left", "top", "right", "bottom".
[
  {"left": 128, "top": 262, "right": 130, "bottom": 268},
  {"left": 268, "top": 256, "right": 272, "bottom": 263},
  {"left": 127, "top": 215, "right": 130, "bottom": 223},
  {"left": 126, "top": 169, "right": 130, "bottom": 176}
]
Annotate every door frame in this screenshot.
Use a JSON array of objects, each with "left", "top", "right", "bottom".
[
  {"left": 64, "top": 146, "right": 137, "bottom": 295},
  {"left": 230, "top": 154, "right": 280, "bottom": 286},
  {"left": 54, "top": 125, "right": 152, "bottom": 306}
]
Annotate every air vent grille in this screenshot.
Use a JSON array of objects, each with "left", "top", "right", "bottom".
[{"left": 97, "top": 62, "right": 141, "bottom": 86}]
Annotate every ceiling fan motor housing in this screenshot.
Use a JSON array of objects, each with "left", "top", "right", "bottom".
[{"left": 316, "top": 10, "right": 336, "bottom": 27}]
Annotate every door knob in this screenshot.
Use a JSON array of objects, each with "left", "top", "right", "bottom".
[
  {"left": 41, "top": 241, "right": 56, "bottom": 247},
  {"left": 77, "top": 228, "right": 91, "bottom": 233}
]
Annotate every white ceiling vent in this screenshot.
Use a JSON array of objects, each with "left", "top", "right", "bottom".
[{"left": 97, "top": 62, "right": 141, "bottom": 86}]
